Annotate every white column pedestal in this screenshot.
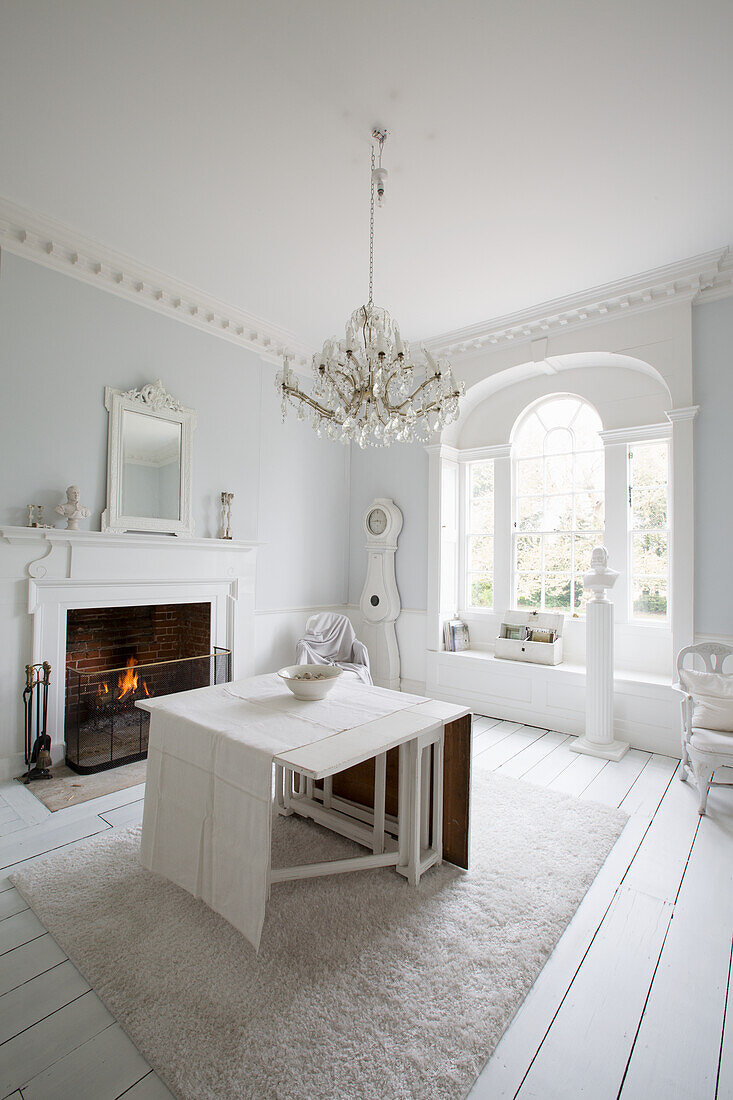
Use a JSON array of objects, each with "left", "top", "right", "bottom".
[{"left": 571, "top": 554, "right": 629, "bottom": 762}]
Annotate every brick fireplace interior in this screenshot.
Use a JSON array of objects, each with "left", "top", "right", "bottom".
[
  {"left": 64, "top": 602, "right": 219, "bottom": 773},
  {"left": 66, "top": 602, "right": 211, "bottom": 673}
]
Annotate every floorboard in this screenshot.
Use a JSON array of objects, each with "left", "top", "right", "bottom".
[
  {"left": 0, "top": 910, "right": 46, "bottom": 957},
  {"left": 100, "top": 800, "right": 144, "bottom": 829},
  {"left": 0, "top": 990, "right": 114, "bottom": 1097},
  {"left": 118, "top": 1070, "right": 176, "bottom": 1098},
  {"left": 474, "top": 726, "right": 547, "bottom": 770},
  {"left": 468, "top": 811, "right": 652, "bottom": 1099},
  {"left": 547, "top": 751, "right": 607, "bottom": 797},
  {"left": 519, "top": 738, "right": 581, "bottom": 788},
  {"left": 0, "top": 890, "right": 28, "bottom": 921},
  {"left": 579, "top": 748, "right": 650, "bottom": 808},
  {"left": 0, "top": 937, "right": 67, "bottom": 999},
  {"left": 620, "top": 789, "right": 733, "bottom": 1099},
  {"left": 0, "top": 961, "right": 89, "bottom": 1046},
  {"left": 494, "top": 731, "right": 569, "bottom": 779},
  {"left": 20, "top": 1022, "right": 150, "bottom": 1100},
  {"left": 515, "top": 885, "right": 673, "bottom": 1099}
]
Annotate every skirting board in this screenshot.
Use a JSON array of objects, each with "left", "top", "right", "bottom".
[{"left": 400, "top": 678, "right": 427, "bottom": 696}]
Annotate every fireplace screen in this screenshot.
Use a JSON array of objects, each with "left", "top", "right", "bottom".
[{"left": 65, "top": 648, "right": 231, "bottom": 773}]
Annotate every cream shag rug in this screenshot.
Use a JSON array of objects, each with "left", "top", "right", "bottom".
[{"left": 13, "top": 769, "right": 626, "bottom": 1100}]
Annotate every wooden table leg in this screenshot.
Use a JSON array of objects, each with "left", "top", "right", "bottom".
[
  {"left": 328, "top": 712, "right": 472, "bottom": 870},
  {"left": 442, "top": 714, "right": 472, "bottom": 869}
]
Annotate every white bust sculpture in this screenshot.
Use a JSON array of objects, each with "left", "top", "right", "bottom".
[
  {"left": 583, "top": 546, "right": 619, "bottom": 600},
  {"left": 55, "top": 485, "right": 91, "bottom": 531}
]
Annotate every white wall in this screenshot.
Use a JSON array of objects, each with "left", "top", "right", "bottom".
[
  {"left": 0, "top": 253, "right": 351, "bottom": 764},
  {"left": 692, "top": 297, "right": 733, "bottom": 638}
]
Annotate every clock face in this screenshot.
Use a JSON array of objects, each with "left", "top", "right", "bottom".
[{"left": 367, "top": 507, "right": 388, "bottom": 536}]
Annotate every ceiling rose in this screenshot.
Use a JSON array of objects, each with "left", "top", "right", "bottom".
[{"left": 275, "top": 129, "right": 464, "bottom": 448}]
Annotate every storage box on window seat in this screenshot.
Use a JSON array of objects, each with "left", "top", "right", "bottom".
[{"left": 495, "top": 611, "right": 564, "bottom": 666}]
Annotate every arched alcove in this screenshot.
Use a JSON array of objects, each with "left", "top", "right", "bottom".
[{"left": 443, "top": 352, "right": 672, "bottom": 448}]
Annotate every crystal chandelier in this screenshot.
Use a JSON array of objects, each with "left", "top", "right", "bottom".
[{"left": 275, "top": 130, "right": 464, "bottom": 448}]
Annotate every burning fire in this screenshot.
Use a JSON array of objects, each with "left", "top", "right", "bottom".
[
  {"left": 95, "top": 657, "right": 151, "bottom": 705},
  {"left": 118, "top": 655, "right": 139, "bottom": 701}
]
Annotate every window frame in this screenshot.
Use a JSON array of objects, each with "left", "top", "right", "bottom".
[
  {"left": 461, "top": 457, "right": 495, "bottom": 613},
  {"left": 511, "top": 397, "right": 605, "bottom": 618},
  {"left": 627, "top": 439, "right": 672, "bottom": 625}
]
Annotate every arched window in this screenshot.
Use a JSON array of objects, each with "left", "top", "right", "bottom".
[{"left": 512, "top": 395, "right": 604, "bottom": 614}]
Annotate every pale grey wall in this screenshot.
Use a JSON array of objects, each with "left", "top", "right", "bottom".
[
  {"left": 692, "top": 297, "right": 733, "bottom": 636},
  {"left": 0, "top": 253, "right": 349, "bottom": 611},
  {"left": 347, "top": 442, "right": 429, "bottom": 610}
]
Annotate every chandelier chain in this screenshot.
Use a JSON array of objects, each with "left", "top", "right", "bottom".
[
  {"left": 275, "top": 127, "right": 464, "bottom": 448},
  {"left": 369, "top": 144, "right": 375, "bottom": 307}
]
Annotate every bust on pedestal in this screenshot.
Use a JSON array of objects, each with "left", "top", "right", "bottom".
[{"left": 571, "top": 547, "right": 629, "bottom": 762}]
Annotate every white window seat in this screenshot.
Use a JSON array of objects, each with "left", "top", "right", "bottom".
[
  {"left": 425, "top": 647, "right": 679, "bottom": 757},
  {"left": 438, "top": 648, "right": 672, "bottom": 687}
]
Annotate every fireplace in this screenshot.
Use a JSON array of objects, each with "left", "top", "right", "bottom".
[{"left": 64, "top": 603, "right": 230, "bottom": 773}]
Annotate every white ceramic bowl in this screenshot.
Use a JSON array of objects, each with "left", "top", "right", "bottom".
[{"left": 277, "top": 664, "right": 342, "bottom": 701}]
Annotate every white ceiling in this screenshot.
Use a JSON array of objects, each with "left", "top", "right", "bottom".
[{"left": 1, "top": 0, "right": 732, "bottom": 349}]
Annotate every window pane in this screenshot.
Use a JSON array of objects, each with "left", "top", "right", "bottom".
[
  {"left": 471, "top": 462, "right": 494, "bottom": 498},
  {"left": 514, "top": 413, "right": 545, "bottom": 457},
  {"left": 574, "top": 534, "right": 597, "bottom": 575},
  {"left": 539, "top": 398, "right": 581, "bottom": 430},
  {"left": 517, "top": 496, "right": 544, "bottom": 531},
  {"left": 573, "top": 580, "right": 588, "bottom": 615},
  {"left": 544, "top": 427, "right": 573, "bottom": 455},
  {"left": 632, "top": 533, "right": 668, "bottom": 577},
  {"left": 469, "top": 535, "right": 493, "bottom": 572},
  {"left": 544, "top": 533, "right": 572, "bottom": 572},
  {"left": 516, "top": 534, "right": 542, "bottom": 573},
  {"left": 571, "top": 404, "right": 604, "bottom": 452},
  {"left": 632, "top": 486, "right": 667, "bottom": 530},
  {"left": 575, "top": 492, "right": 605, "bottom": 530},
  {"left": 545, "top": 575, "right": 572, "bottom": 611},
  {"left": 516, "top": 457, "right": 543, "bottom": 495},
  {"left": 512, "top": 397, "right": 604, "bottom": 617},
  {"left": 470, "top": 496, "right": 494, "bottom": 532},
  {"left": 469, "top": 574, "right": 493, "bottom": 608},
  {"left": 545, "top": 453, "right": 573, "bottom": 495},
  {"left": 632, "top": 578, "right": 668, "bottom": 619},
  {"left": 574, "top": 450, "right": 604, "bottom": 491},
  {"left": 516, "top": 573, "right": 542, "bottom": 609},
  {"left": 630, "top": 443, "right": 668, "bottom": 487},
  {"left": 544, "top": 495, "right": 574, "bottom": 531}
]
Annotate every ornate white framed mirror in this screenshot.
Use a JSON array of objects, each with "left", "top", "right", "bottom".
[{"left": 102, "top": 380, "right": 196, "bottom": 536}]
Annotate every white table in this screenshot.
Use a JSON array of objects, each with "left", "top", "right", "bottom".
[
  {"left": 272, "top": 696, "right": 468, "bottom": 888},
  {"left": 137, "top": 676, "right": 471, "bottom": 950}
]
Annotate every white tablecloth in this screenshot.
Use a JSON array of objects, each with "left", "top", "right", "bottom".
[{"left": 140, "top": 674, "right": 426, "bottom": 950}]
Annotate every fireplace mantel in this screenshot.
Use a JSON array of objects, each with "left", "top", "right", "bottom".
[{"left": 0, "top": 527, "right": 259, "bottom": 777}]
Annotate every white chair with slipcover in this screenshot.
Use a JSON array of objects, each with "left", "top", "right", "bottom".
[
  {"left": 295, "top": 612, "right": 373, "bottom": 685},
  {"left": 676, "top": 641, "right": 733, "bottom": 815}
]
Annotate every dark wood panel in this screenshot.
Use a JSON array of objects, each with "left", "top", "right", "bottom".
[
  {"left": 442, "top": 714, "right": 472, "bottom": 869},
  {"left": 327, "top": 716, "right": 472, "bottom": 869}
]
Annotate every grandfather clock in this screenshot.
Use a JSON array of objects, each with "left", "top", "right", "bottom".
[{"left": 359, "top": 498, "right": 403, "bottom": 690}]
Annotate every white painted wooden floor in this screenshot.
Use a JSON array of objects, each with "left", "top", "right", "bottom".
[{"left": 0, "top": 717, "right": 730, "bottom": 1099}]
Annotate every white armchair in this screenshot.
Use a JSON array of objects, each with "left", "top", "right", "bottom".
[
  {"left": 676, "top": 641, "right": 733, "bottom": 815},
  {"left": 295, "top": 612, "right": 372, "bottom": 685}
]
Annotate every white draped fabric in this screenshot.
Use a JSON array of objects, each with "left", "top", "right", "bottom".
[
  {"left": 295, "top": 612, "right": 372, "bottom": 684},
  {"left": 140, "top": 674, "right": 425, "bottom": 950}
]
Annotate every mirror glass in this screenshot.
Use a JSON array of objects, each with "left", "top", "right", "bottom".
[{"left": 121, "top": 410, "right": 182, "bottom": 521}]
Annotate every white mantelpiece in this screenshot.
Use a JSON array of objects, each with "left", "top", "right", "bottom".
[{"left": 0, "top": 528, "right": 258, "bottom": 779}]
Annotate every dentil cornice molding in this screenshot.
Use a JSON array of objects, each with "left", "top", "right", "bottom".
[
  {"left": 423, "top": 247, "right": 733, "bottom": 360},
  {"left": 3, "top": 192, "right": 731, "bottom": 374},
  {"left": 0, "top": 196, "right": 314, "bottom": 370}
]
